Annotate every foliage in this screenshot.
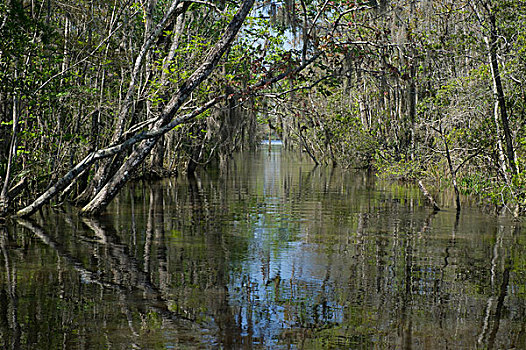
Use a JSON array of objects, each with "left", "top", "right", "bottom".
[
  {"left": 263, "top": 0, "right": 526, "bottom": 213},
  {"left": 1, "top": 0, "right": 526, "bottom": 215}
]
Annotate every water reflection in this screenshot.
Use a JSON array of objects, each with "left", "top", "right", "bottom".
[{"left": 1, "top": 148, "right": 525, "bottom": 349}]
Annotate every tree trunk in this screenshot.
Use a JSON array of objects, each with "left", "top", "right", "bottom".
[
  {"left": 80, "top": 0, "right": 256, "bottom": 216},
  {"left": 485, "top": 17, "right": 517, "bottom": 177},
  {"left": 80, "top": 0, "right": 184, "bottom": 201},
  {"left": 0, "top": 89, "right": 19, "bottom": 214},
  {"left": 418, "top": 180, "right": 441, "bottom": 212},
  {"left": 473, "top": 2, "right": 518, "bottom": 177},
  {"left": 442, "top": 130, "right": 461, "bottom": 211},
  {"left": 16, "top": 0, "right": 318, "bottom": 218},
  {"left": 151, "top": 10, "right": 187, "bottom": 171}
]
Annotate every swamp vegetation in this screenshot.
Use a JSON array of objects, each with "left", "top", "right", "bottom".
[
  {"left": 1, "top": 1, "right": 526, "bottom": 347},
  {"left": 0, "top": 0, "right": 525, "bottom": 216}
]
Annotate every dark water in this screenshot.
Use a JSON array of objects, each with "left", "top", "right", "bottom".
[{"left": 1, "top": 147, "right": 525, "bottom": 349}]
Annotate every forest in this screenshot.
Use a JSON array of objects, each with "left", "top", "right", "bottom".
[{"left": 0, "top": 0, "right": 525, "bottom": 217}]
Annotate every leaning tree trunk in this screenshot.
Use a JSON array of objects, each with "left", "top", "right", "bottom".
[
  {"left": 15, "top": 2, "right": 319, "bottom": 219},
  {"left": 80, "top": 0, "right": 256, "bottom": 216},
  {"left": 76, "top": 0, "right": 185, "bottom": 203},
  {"left": 15, "top": 100, "right": 218, "bottom": 218}
]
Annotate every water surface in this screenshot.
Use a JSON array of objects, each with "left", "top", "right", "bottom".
[{"left": 1, "top": 146, "right": 525, "bottom": 349}]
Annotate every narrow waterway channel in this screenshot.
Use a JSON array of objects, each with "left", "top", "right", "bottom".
[{"left": 1, "top": 145, "right": 525, "bottom": 349}]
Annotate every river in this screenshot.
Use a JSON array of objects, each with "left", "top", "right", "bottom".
[{"left": 1, "top": 145, "right": 525, "bottom": 349}]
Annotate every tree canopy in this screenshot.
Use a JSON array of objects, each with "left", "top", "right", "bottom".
[{"left": 0, "top": 0, "right": 524, "bottom": 217}]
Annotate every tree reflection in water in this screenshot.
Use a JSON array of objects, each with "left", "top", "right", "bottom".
[{"left": 0, "top": 148, "right": 525, "bottom": 349}]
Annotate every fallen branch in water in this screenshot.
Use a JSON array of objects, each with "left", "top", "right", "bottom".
[{"left": 418, "top": 180, "right": 441, "bottom": 211}]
